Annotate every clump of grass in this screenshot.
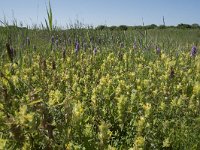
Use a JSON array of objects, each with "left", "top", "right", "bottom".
[
  {"left": 6, "top": 43, "right": 16, "bottom": 63},
  {"left": 45, "top": 0, "right": 53, "bottom": 33}
]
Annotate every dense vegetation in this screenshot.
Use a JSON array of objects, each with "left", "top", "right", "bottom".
[{"left": 0, "top": 24, "right": 200, "bottom": 150}]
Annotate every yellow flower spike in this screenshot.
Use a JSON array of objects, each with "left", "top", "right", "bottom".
[
  {"left": 136, "top": 116, "right": 146, "bottom": 133},
  {"left": 163, "top": 137, "right": 171, "bottom": 148},
  {"left": 17, "top": 105, "right": 34, "bottom": 124},
  {"left": 138, "top": 64, "right": 143, "bottom": 70},
  {"left": 107, "top": 145, "right": 117, "bottom": 150},
  {"left": 99, "top": 76, "right": 108, "bottom": 86},
  {"left": 177, "top": 98, "right": 182, "bottom": 106},
  {"left": 83, "top": 124, "right": 93, "bottom": 138},
  {"left": 11, "top": 75, "right": 19, "bottom": 86},
  {"left": 133, "top": 136, "right": 145, "bottom": 149},
  {"left": 98, "top": 121, "right": 112, "bottom": 145},
  {"left": 188, "top": 69, "right": 192, "bottom": 74},
  {"left": 136, "top": 79, "right": 140, "bottom": 84},
  {"left": 143, "top": 103, "right": 151, "bottom": 112},
  {"left": 22, "top": 142, "right": 31, "bottom": 150},
  {"left": 177, "top": 83, "right": 182, "bottom": 91},
  {"left": 160, "top": 101, "right": 166, "bottom": 110},
  {"left": 117, "top": 95, "right": 128, "bottom": 123},
  {"left": 171, "top": 98, "right": 178, "bottom": 107},
  {"left": 0, "top": 139, "right": 6, "bottom": 150},
  {"left": 73, "top": 101, "right": 84, "bottom": 119},
  {"left": 136, "top": 85, "right": 142, "bottom": 91},
  {"left": 161, "top": 53, "right": 166, "bottom": 60},
  {"left": 193, "top": 82, "right": 200, "bottom": 95},
  {"left": 143, "top": 79, "right": 149, "bottom": 87},
  {"left": 48, "top": 89, "right": 62, "bottom": 106}
]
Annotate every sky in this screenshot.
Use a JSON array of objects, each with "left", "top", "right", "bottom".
[{"left": 0, "top": 0, "right": 200, "bottom": 27}]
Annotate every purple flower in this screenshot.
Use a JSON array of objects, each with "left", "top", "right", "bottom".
[
  {"left": 75, "top": 42, "right": 79, "bottom": 53},
  {"left": 133, "top": 41, "right": 137, "bottom": 49},
  {"left": 51, "top": 36, "right": 55, "bottom": 44},
  {"left": 156, "top": 47, "right": 161, "bottom": 54},
  {"left": 93, "top": 47, "right": 97, "bottom": 55},
  {"left": 190, "top": 46, "right": 197, "bottom": 57}
]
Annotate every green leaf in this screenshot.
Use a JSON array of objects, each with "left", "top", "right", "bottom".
[{"left": 28, "top": 99, "right": 43, "bottom": 106}]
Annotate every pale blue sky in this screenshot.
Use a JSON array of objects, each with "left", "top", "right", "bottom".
[{"left": 0, "top": 0, "right": 200, "bottom": 27}]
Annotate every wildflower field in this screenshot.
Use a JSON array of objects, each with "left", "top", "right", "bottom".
[{"left": 0, "top": 25, "right": 200, "bottom": 150}]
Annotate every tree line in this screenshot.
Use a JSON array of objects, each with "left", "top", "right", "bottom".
[{"left": 96, "top": 23, "right": 200, "bottom": 30}]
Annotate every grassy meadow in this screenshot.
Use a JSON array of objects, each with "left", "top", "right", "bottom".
[{"left": 0, "top": 22, "right": 200, "bottom": 150}]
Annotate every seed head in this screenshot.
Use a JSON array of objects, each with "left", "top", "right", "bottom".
[
  {"left": 33, "top": 45, "right": 37, "bottom": 51},
  {"left": 170, "top": 67, "right": 175, "bottom": 78},
  {"left": 63, "top": 48, "right": 66, "bottom": 60},
  {"left": 26, "top": 37, "right": 30, "bottom": 46},
  {"left": 120, "top": 42, "right": 124, "bottom": 48},
  {"left": 52, "top": 60, "right": 56, "bottom": 70}
]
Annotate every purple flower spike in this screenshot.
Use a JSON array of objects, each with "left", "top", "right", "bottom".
[
  {"left": 156, "top": 47, "right": 161, "bottom": 54},
  {"left": 93, "top": 47, "right": 97, "bottom": 55},
  {"left": 51, "top": 36, "right": 55, "bottom": 44},
  {"left": 191, "top": 46, "right": 197, "bottom": 57},
  {"left": 133, "top": 42, "right": 137, "bottom": 49},
  {"left": 75, "top": 42, "right": 79, "bottom": 53}
]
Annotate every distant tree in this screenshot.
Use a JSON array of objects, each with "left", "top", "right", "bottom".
[
  {"left": 158, "top": 25, "right": 166, "bottom": 29},
  {"left": 191, "top": 23, "right": 200, "bottom": 29},
  {"left": 119, "top": 25, "right": 128, "bottom": 31},
  {"left": 96, "top": 25, "right": 107, "bottom": 30},
  {"left": 109, "top": 26, "right": 117, "bottom": 31},
  {"left": 133, "top": 26, "right": 143, "bottom": 29},
  {"left": 145, "top": 24, "right": 157, "bottom": 29},
  {"left": 168, "top": 26, "right": 175, "bottom": 28},
  {"left": 150, "top": 24, "right": 157, "bottom": 29},
  {"left": 177, "top": 23, "right": 191, "bottom": 29}
]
